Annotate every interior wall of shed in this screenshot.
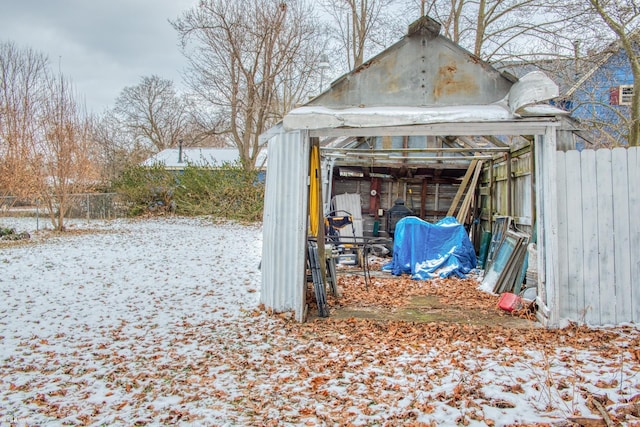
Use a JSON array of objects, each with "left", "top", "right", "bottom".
[
  {"left": 478, "top": 140, "right": 535, "bottom": 238},
  {"left": 331, "top": 171, "right": 465, "bottom": 236},
  {"left": 327, "top": 139, "right": 536, "bottom": 251}
]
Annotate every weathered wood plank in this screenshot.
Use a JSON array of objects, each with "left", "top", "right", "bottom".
[
  {"left": 565, "top": 150, "right": 585, "bottom": 321},
  {"left": 534, "top": 135, "right": 548, "bottom": 319},
  {"left": 457, "top": 160, "right": 483, "bottom": 224},
  {"left": 556, "top": 151, "right": 571, "bottom": 319},
  {"left": 581, "top": 150, "right": 600, "bottom": 325},
  {"left": 628, "top": 147, "right": 640, "bottom": 323},
  {"left": 542, "top": 127, "right": 560, "bottom": 325},
  {"left": 447, "top": 159, "right": 478, "bottom": 217},
  {"left": 596, "top": 149, "right": 615, "bottom": 325},
  {"left": 611, "top": 147, "right": 632, "bottom": 323}
]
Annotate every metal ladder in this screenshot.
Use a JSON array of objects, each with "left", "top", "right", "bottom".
[{"left": 307, "top": 240, "right": 329, "bottom": 318}]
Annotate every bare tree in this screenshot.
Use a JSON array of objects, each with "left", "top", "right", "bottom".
[
  {"left": 182, "top": 95, "right": 232, "bottom": 148},
  {"left": 582, "top": 0, "right": 640, "bottom": 146},
  {"left": 321, "top": 0, "right": 400, "bottom": 70},
  {"left": 172, "top": 0, "right": 325, "bottom": 170},
  {"left": 0, "top": 41, "right": 48, "bottom": 206},
  {"left": 114, "top": 75, "right": 189, "bottom": 152},
  {"left": 38, "top": 73, "right": 99, "bottom": 231},
  {"left": 93, "top": 86, "right": 228, "bottom": 185},
  {"left": 401, "top": 0, "right": 583, "bottom": 63},
  {"left": 1, "top": 41, "right": 99, "bottom": 230},
  {"left": 91, "top": 110, "right": 151, "bottom": 183}
]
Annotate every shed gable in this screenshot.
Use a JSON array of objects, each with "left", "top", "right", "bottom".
[{"left": 309, "top": 16, "right": 514, "bottom": 109}]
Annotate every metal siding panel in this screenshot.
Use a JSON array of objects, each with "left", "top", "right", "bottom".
[
  {"left": 629, "top": 147, "right": 640, "bottom": 322},
  {"left": 332, "top": 193, "right": 363, "bottom": 220},
  {"left": 534, "top": 135, "right": 548, "bottom": 312},
  {"left": 332, "top": 193, "right": 364, "bottom": 238},
  {"left": 534, "top": 128, "right": 560, "bottom": 326},
  {"left": 261, "top": 131, "right": 310, "bottom": 321}
]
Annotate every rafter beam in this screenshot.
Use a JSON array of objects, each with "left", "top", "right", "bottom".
[{"left": 309, "top": 120, "right": 558, "bottom": 138}]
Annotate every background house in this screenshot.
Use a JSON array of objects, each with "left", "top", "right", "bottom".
[
  {"left": 142, "top": 147, "right": 267, "bottom": 171},
  {"left": 499, "top": 38, "right": 639, "bottom": 147},
  {"left": 142, "top": 147, "right": 268, "bottom": 184},
  {"left": 562, "top": 40, "right": 636, "bottom": 146}
]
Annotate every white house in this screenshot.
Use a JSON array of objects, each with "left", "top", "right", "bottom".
[{"left": 142, "top": 147, "right": 267, "bottom": 170}]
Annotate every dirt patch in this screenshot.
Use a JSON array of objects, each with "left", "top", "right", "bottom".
[
  {"left": 332, "top": 295, "right": 533, "bottom": 328},
  {"left": 316, "top": 267, "right": 535, "bottom": 328}
]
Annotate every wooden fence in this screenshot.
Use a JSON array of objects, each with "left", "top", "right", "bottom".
[
  {"left": 556, "top": 147, "right": 640, "bottom": 325},
  {"left": 482, "top": 144, "right": 534, "bottom": 236}
]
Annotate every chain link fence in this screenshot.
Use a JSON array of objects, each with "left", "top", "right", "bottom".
[{"left": 0, "top": 193, "right": 128, "bottom": 220}]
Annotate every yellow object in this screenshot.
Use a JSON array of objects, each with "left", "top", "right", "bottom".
[{"left": 309, "top": 145, "right": 320, "bottom": 237}]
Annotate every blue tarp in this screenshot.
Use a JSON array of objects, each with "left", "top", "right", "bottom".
[{"left": 382, "top": 216, "right": 476, "bottom": 279}]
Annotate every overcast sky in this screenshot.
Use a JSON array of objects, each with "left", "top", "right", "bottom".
[{"left": 0, "top": 0, "right": 198, "bottom": 113}]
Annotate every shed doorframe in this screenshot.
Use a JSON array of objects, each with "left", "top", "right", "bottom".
[{"left": 261, "top": 123, "right": 559, "bottom": 325}]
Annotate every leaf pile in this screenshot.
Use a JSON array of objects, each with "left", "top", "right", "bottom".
[
  {"left": 326, "top": 269, "right": 538, "bottom": 324},
  {"left": 1, "top": 218, "right": 638, "bottom": 426}
]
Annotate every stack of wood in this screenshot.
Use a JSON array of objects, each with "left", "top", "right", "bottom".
[{"left": 447, "top": 159, "right": 484, "bottom": 225}]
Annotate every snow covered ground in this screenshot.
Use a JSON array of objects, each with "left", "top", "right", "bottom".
[{"left": 0, "top": 217, "right": 638, "bottom": 426}]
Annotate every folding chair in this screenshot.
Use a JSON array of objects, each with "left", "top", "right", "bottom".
[
  {"left": 324, "top": 210, "right": 371, "bottom": 288},
  {"left": 325, "top": 210, "right": 357, "bottom": 264}
]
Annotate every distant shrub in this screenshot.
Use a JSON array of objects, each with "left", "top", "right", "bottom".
[
  {"left": 112, "top": 165, "right": 176, "bottom": 216},
  {"left": 113, "top": 162, "right": 264, "bottom": 221}
]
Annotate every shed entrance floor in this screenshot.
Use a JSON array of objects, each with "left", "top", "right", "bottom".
[{"left": 312, "top": 267, "right": 536, "bottom": 329}]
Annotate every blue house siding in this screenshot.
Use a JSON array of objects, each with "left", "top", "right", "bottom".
[{"left": 566, "top": 49, "right": 634, "bottom": 145}]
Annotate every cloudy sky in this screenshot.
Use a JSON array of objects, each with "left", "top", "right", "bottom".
[{"left": 0, "top": 0, "right": 198, "bottom": 113}]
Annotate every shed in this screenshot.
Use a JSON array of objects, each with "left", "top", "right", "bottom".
[{"left": 260, "top": 16, "right": 569, "bottom": 325}]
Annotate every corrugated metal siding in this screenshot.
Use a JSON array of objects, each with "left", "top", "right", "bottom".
[{"left": 261, "top": 130, "right": 310, "bottom": 321}]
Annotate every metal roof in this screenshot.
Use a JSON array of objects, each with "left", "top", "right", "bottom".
[
  {"left": 141, "top": 148, "right": 267, "bottom": 169},
  {"left": 308, "top": 16, "right": 514, "bottom": 109}
]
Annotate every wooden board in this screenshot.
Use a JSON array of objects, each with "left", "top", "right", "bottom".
[
  {"left": 596, "top": 149, "right": 615, "bottom": 325},
  {"left": 612, "top": 147, "right": 632, "bottom": 323},
  {"left": 565, "top": 150, "right": 585, "bottom": 321},
  {"left": 580, "top": 150, "right": 600, "bottom": 325},
  {"left": 447, "top": 159, "right": 478, "bottom": 217},
  {"left": 556, "top": 151, "right": 571, "bottom": 318},
  {"left": 457, "top": 160, "right": 483, "bottom": 224}
]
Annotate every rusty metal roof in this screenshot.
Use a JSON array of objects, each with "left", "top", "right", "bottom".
[{"left": 307, "top": 16, "right": 515, "bottom": 109}]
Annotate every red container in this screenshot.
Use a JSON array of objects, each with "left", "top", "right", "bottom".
[{"left": 498, "top": 292, "right": 521, "bottom": 312}]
